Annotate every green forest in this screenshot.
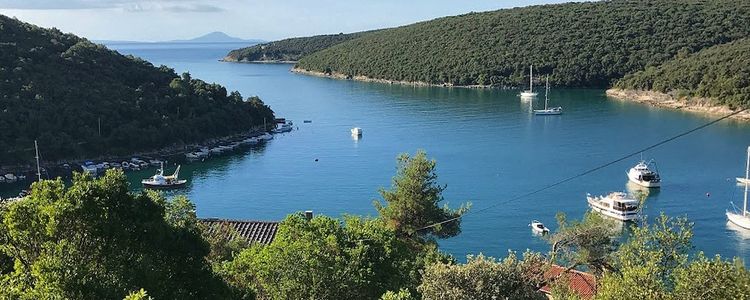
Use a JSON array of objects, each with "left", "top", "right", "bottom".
[
  {"left": 286, "top": 0, "right": 750, "bottom": 93},
  {"left": 614, "top": 39, "right": 750, "bottom": 109},
  {"left": 223, "top": 31, "right": 378, "bottom": 62},
  {"left": 2, "top": 152, "right": 749, "bottom": 299},
  {"left": 0, "top": 15, "right": 274, "bottom": 165}
]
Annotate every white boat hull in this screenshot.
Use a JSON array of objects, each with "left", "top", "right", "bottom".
[
  {"left": 727, "top": 211, "right": 750, "bottom": 230},
  {"left": 627, "top": 176, "right": 661, "bottom": 188},
  {"left": 533, "top": 108, "right": 562, "bottom": 115},
  {"left": 737, "top": 177, "right": 750, "bottom": 185},
  {"left": 588, "top": 197, "right": 639, "bottom": 221},
  {"left": 520, "top": 91, "right": 538, "bottom": 98}
]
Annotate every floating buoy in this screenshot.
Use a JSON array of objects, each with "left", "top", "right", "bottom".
[{"left": 706, "top": 192, "right": 711, "bottom": 198}]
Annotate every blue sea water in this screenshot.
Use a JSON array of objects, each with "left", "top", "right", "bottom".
[{"left": 58, "top": 42, "right": 750, "bottom": 261}]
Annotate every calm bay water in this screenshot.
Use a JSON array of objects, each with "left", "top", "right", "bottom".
[{"left": 53, "top": 43, "right": 750, "bottom": 260}]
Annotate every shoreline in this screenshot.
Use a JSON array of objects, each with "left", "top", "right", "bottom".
[
  {"left": 291, "top": 68, "right": 508, "bottom": 89},
  {"left": 0, "top": 127, "right": 271, "bottom": 182},
  {"left": 220, "top": 58, "right": 297, "bottom": 64},
  {"left": 605, "top": 89, "right": 750, "bottom": 121}
]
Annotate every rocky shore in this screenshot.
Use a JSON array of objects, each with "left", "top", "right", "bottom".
[
  {"left": 291, "top": 68, "right": 508, "bottom": 89},
  {"left": 606, "top": 89, "right": 750, "bottom": 121}
]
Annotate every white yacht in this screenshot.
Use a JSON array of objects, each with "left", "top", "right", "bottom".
[
  {"left": 587, "top": 192, "right": 640, "bottom": 221},
  {"left": 727, "top": 146, "right": 750, "bottom": 230},
  {"left": 351, "top": 127, "right": 363, "bottom": 136},
  {"left": 520, "top": 65, "right": 538, "bottom": 98},
  {"left": 627, "top": 160, "right": 661, "bottom": 188},
  {"left": 142, "top": 163, "right": 187, "bottom": 189},
  {"left": 533, "top": 75, "right": 562, "bottom": 115},
  {"left": 529, "top": 220, "right": 550, "bottom": 234}
]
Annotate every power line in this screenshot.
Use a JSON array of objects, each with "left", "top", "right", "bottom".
[{"left": 418, "top": 107, "right": 749, "bottom": 232}]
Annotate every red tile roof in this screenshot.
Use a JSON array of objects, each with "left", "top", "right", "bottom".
[
  {"left": 200, "top": 218, "right": 279, "bottom": 245},
  {"left": 540, "top": 265, "right": 597, "bottom": 299}
]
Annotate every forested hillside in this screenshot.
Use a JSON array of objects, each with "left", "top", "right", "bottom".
[
  {"left": 0, "top": 15, "right": 274, "bottom": 165},
  {"left": 295, "top": 0, "right": 750, "bottom": 87},
  {"left": 223, "top": 31, "right": 377, "bottom": 62},
  {"left": 614, "top": 39, "right": 750, "bottom": 109}
]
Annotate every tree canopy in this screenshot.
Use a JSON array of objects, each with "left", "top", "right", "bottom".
[
  {"left": 223, "top": 31, "right": 379, "bottom": 62},
  {"left": 0, "top": 170, "right": 233, "bottom": 299},
  {"left": 0, "top": 15, "right": 275, "bottom": 165},
  {"left": 614, "top": 38, "right": 750, "bottom": 109},
  {"left": 294, "top": 0, "right": 750, "bottom": 88}
]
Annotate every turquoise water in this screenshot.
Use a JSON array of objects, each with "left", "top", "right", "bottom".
[{"left": 38, "top": 43, "right": 750, "bottom": 260}]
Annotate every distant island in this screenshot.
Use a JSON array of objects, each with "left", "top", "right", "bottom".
[
  {"left": 224, "top": 0, "right": 750, "bottom": 114},
  {"left": 96, "top": 31, "right": 264, "bottom": 45},
  {"left": 0, "top": 16, "right": 274, "bottom": 166}
]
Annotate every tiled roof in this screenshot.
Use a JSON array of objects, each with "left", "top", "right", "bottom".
[
  {"left": 540, "top": 264, "right": 597, "bottom": 299},
  {"left": 200, "top": 218, "right": 279, "bottom": 245}
]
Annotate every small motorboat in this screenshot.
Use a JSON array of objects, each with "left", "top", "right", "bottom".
[
  {"left": 273, "top": 123, "right": 293, "bottom": 133},
  {"left": 142, "top": 163, "right": 187, "bottom": 189},
  {"left": 587, "top": 192, "right": 640, "bottom": 221},
  {"left": 529, "top": 220, "right": 550, "bottom": 234},
  {"left": 185, "top": 152, "right": 201, "bottom": 160},
  {"left": 627, "top": 159, "right": 661, "bottom": 188},
  {"left": 258, "top": 133, "right": 274, "bottom": 141},
  {"left": 303, "top": 120, "right": 312, "bottom": 123},
  {"left": 81, "top": 163, "right": 98, "bottom": 175},
  {"left": 149, "top": 159, "right": 163, "bottom": 167},
  {"left": 351, "top": 127, "right": 363, "bottom": 136}
]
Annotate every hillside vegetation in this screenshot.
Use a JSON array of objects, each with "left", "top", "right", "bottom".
[
  {"left": 223, "top": 31, "right": 377, "bottom": 62},
  {"left": 295, "top": 0, "right": 750, "bottom": 88},
  {"left": 0, "top": 15, "right": 274, "bottom": 165},
  {"left": 614, "top": 39, "right": 750, "bottom": 109}
]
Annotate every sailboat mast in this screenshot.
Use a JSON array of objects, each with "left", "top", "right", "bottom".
[
  {"left": 34, "top": 140, "right": 41, "bottom": 182},
  {"left": 545, "top": 75, "right": 549, "bottom": 109},
  {"left": 529, "top": 65, "right": 533, "bottom": 93},
  {"left": 745, "top": 146, "right": 750, "bottom": 216}
]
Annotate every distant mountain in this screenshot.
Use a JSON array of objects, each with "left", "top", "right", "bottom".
[
  {"left": 170, "top": 32, "right": 264, "bottom": 44},
  {"left": 94, "top": 32, "right": 264, "bottom": 45}
]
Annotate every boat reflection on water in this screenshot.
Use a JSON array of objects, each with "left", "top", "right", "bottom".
[
  {"left": 726, "top": 221, "right": 750, "bottom": 240},
  {"left": 625, "top": 181, "right": 659, "bottom": 200}
]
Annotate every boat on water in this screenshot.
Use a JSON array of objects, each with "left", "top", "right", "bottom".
[
  {"left": 273, "top": 123, "right": 293, "bottom": 133},
  {"left": 529, "top": 220, "right": 550, "bottom": 234},
  {"left": 587, "top": 192, "right": 640, "bottom": 221},
  {"left": 3, "top": 174, "right": 17, "bottom": 183},
  {"left": 627, "top": 159, "right": 661, "bottom": 188},
  {"left": 727, "top": 146, "right": 750, "bottom": 230},
  {"left": 351, "top": 127, "right": 363, "bottom": 136},
  {"left": 533, "top": 75, "right": 562, "bottom": 115},
  {"left": 81, "top": 162, "right": 98, "bottom": 175},
  {"left": 142, "top": 163, "right": 187, "bottom": 189},
  {"left": 258, "top": 133, "right": 274, "bottom": 141},
  {"left": 520, "top": 65, "right": 538, "bottom": 98}
]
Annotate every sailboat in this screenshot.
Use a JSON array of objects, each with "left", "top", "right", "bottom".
[
  {"left": 520, "top": 65, "right": 538, "bottom": 98},
  {"left": 533, "top": 75, "right": 562, "bottom": 115},
  {"left": 727, "top": 146, "right": 750, "bottom": 229}
]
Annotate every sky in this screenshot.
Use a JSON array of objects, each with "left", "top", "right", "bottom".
[{"left": 0, "top": 0, "right": 579, "bottom": 42}]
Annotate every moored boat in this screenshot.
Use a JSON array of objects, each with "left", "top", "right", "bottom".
[
  {"left": 533, "top": 76, "right": 562, "bottom": 115},
  {"left": 520, "top": 65, "right": 538, "bottom": 98},
  {"left": 351, "top": 127, "right": 363, "bottom": 136},
  {"left": 142, "top": 163, "right": 187, "bottom": 189},
  {"left": 529, "top": 220, "right": 550, "bottom": 234},
  {"left": 587, "top": 192, "right": 640, "bottom": 221},
  {"left": 627, "top": 160, "right": 661, "bottom": 188},
  {"left": 727, "top": 146, "right": 750, "bottom": 230}
]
